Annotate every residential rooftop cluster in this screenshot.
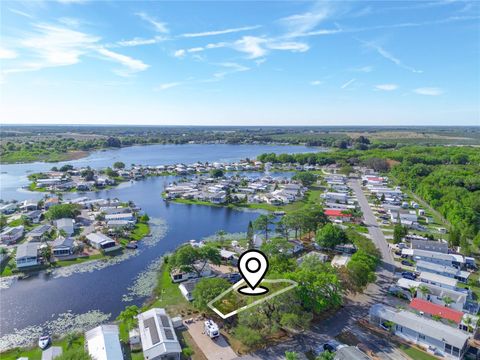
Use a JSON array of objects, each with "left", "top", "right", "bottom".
[{"left": 0, "top": 196, "right": 143, "bottom": 273}]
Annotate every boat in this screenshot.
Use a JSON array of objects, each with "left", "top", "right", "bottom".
[
  {"left": 126, "top": 241, "right": 138, "bottom": 249},
  {"left": 38, "top": 335, "right": 51, "bottom": 350}
]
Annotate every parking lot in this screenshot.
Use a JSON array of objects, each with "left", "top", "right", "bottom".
[{"left": 185, "top": 320, "right": 237, "bottom": 360}]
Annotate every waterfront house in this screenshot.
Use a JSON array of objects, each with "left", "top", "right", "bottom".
[
  {"left": 170, "top": 263, "right": 212, "bottom": 283},
  {"left": 16, "top": 243, "right": 39, "bottom": 269},
  {"left": 20, "top": 199, "right": 38, "bottom": 211},
  {"left": 51, "top": 237, "right": 76, "bottom": 257},
  {"left": 105, "top": 213, "right": 135, "bottom": 222},
  {"left": 86, "top": 232, "right": 118, "bottom": 251},
  {"left": 369, "top": 304, "right": 469, "bottom": 359},
  {"left": 419, "top": 272, "right": 458, "bottom": 290},
  {"left": 44, "top": 197, "right": 60, "bottom": 209},
  {"left": 137, "top": 308, "right": 182, "bottom": 360},
  {"left": 26, "top": 224, "right": 52, "bottom": 242},
  {"left": 85, "top": 325, "right": 123, "bottom": 360},
  {"left": 0, "top": 203, "right": 17, "bottom": 214},
  {"left": 220, "top": 249, "right": 237, "bottom": 264},
  {"left": 0, "top": 225, "right": 24, "bottom": 244},
  {"left": 54, "top": 218, "right": 74, "bottom": 236},
  {"left": 179, "top": 280, "right": 198, "bottom": 301},
  {"left": 107, "top": 220, "right": 134, "bottom": 229}
]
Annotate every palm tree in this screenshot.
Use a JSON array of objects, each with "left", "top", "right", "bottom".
[
  {"left": 443, "top": 296, "right": 454, "bottom": 307},
  {"left": 463, "top": 315, "right": 474, "bottom": 333},
  {"left": 408, "top": 286, "right": 417, "bottom": 299},
  {"left": 418, "top": 285, "right": 430, "bottom": 298}
]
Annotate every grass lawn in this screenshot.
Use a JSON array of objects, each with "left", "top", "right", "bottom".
[
  {"left": 399, "top": 344, "right": 438, "bottom": 360},
  {"left": 130, "top": 222, "right": 150, "bottom": 241},
  {"left": 1, "top": 333, "right": 85, "bottom": 360},
  {"left": 51, "top": 253, "right": 105, "bottom": 267},
  {"left": 150, "top": 265, "right": 192, "bottom": 315}
]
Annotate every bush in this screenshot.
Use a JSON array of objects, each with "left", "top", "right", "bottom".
[{"left": 234, "top": 325, "right": 263, "bottom": 347}]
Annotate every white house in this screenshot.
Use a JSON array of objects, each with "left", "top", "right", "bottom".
[
  {"left": 105, "top": 213, "right": 135, "bottom": 222},
  {"left": 86, "top": 232, "right": 117, "bottom": 251},
  {"left": 16, "top": 243, "right": 39, "bottom": 269},
  {"left": 419, "top": 272, "right": 458, "bottom": 290},
  {"left": 411, "top": 239, "right": 449, "bottom": 254},
  {"left": 179, "top": 280, "right": 198, "bottom": 301},
  {"left": 137, "top": 308, "right": 182, "bottom": 360},
  {"left": 403, "top": 248, "right": 463, "bottom": 268},
  {"left": 85, "top": 325, "right": 123, "bottom": 360},
  {"left": 26, "top": 224, "right": 52, "bottom": 242},
  {"left": 170, "top": 263, "right": 212, "bottom": 283},
  {"left": 0, "top": 203, "right": 17, "bottom": 214},
  {"left": 369, "top": 304, "right": 469, "bottom": 359},
  {"left": 416, "top": 261, "right": 470, "bottom": 283},
  {"left": 0, "top": 225, "right": 24, "bottom": 244}
]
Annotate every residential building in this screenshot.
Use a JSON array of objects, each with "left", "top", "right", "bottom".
[
  {"left": 418, "top": 272, "right": 458, "bottom": 290},
  {"left": 416, "top": 282, "right": 468, "bottom": 313},
  {"left": 324, "top": 209, "right": 352, "bottom": 222},
  {"left": 86, "top": 232, "right": 118, "bottom": 251},
  {"left": 20, "top": 199, "right": 38, "bottom": 211},
  {"left": 0, "top": 203, "right": 17, "bottom": 214},
  {"left": 26, "top": 224, "right": 52, "bottom": 242},
  {"left": 411, "top": 239, "right": 449, "bottom": 254},
  {"left": 137, "top": 308, "right": 182, "bottom": 360},
  {"left": 54, "top": 218, "right": 74, "bottom": 236},
  {"left": 16, "top": 243, "right": 39, "bottom": 269},
  {"left": 170, "top": 263, "right": 212, "bottom": 283},
  {"left": 105, "top": 213, "right": 135, "bottom": 222},
  {"left": 44, "top": 197, "right": 60, "bottom": 209},
  {"left": 416, "top": 261, "right": 470, "bottom": 283},
  {"left": 402, "top": 248, "right": 463, "bottom": 268},
  {"left": 85, "top": 325, "right": 123, "bottom": 360},
  {"left": 331, "top": 255, "right": 351, "bottom": 268},
  {"left": 25, "top": 210, "right": 43, "bottom": 223},
  {"left": 179, "top": 280, "right": 198, "bottom": 301},
  {"left": 0, "top": 225, "right": 24, "bottom": 244},
  {"left": 322, "top": 192, "right": 348, "bottom": 203},
  {"left": 369, "top": 304, "right": 469, "bottom": 359},
  {"left": 52, "top": 237, "right": 76, "bottom": 257}
]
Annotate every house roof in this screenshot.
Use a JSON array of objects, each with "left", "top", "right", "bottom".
[
  {"left": 138, "top": 308, "right": 182, "bottom": 358},
  {"left": 85, "top": 325, "right": 123, "bottom": 360},
  {"left": 410, "top": 298, "right": 464, "bottom": 323},
  {"left": 419, "top": 272, "right": 458, "bottom": 287},
  {"left": 16, "top": 243, "right": 38, "bottom": 259},
  {"left": 370, "top": 304, "right": 470, "bottom": 349},
  {"left": 27, "top": 224, "right": 52, "bottom": 237},
  {"left": 324, "top": 209, "right": 352, "bottom": 217},
  {"left": 52, "top": 236, "right": 75, "bottom": 249}
]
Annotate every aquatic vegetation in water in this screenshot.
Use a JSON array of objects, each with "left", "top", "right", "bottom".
[
  {"left": 0, "top": 310, "right": 111, "bottom": 351},
  {"left": 122, "top": 256, "right": 164, "bottom": 302},
  {"left": 0, "top": 275, "right": 20, "bottom": 290},
  {"left": 142, "top": 218, "right": 168, "bottom": 248}
]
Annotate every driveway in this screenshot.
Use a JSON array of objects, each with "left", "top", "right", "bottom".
[{"left": 186, "top": 320, "right": 237, "bottom": 360}]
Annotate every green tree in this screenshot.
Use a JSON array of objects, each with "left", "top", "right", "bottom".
[
  {"left": 40, "top": 245, "right": 52, "bottom": 264},
  {"left": 56, "top": 348, "right": 91, "bottom": 360},
  {"left": 192, "top": 277, "right": 231, "bottom": 310},
  {"left": 317, "top": 351, "right": 335, "bottom": 360},
  {"left": 0, "top": 215, "right": 8, "bottom": 230},
  {"left": 113, "top": 161, "right": 125, "bottom": 169},
  {"left": 170, "top": 244, "right": 221, "bottom": 277},
  {"left": 316, "top": 223, "right": 348, "bottom": 249},
  {"left": 234, "top": 325, "right": 262, "bottom": 347},
  {"left": 210, "top": 168, "right": 224, "bottom": 178},
  {"left": 285, "top": 351, "right": 299, "bottom": 360},
  {"left": 253, "top": 214, "right": 275, "bottom": 241},
  {"left": 393, "top": 223, "right": 408, "bottom": 244},
  {"left": 45, "top": 204, "right": 81, "bottom": 220},
  {"left": 116, "top": 305, "right": 139, "bottom": 330},
  {"left": 292, "top": 172, "right": 317, "bottom": 186}
]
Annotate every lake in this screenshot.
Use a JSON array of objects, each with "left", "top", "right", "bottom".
[{"left": 0, "top": 144, "right": 323, "bottom": 350}]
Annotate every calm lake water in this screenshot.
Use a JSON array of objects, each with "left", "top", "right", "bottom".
[{"left": 0, "top": 144, "right": 323, "bottom": 348}]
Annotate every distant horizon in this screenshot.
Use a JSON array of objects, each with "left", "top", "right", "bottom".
[{"left": 1, "top": 0, "right": 479, "bottom": 126}]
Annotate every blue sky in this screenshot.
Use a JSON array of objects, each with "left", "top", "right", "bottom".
[{"left": 1, "top": 0, "right": 479, "bottom": 126}]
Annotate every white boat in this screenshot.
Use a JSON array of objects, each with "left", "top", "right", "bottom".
[{"left": 38, "top": 335, "right": 51, "bottom": 350}]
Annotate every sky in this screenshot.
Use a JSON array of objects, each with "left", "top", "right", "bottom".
[{"left": 0, "top": 0, "right": 479, "bottom": 126}]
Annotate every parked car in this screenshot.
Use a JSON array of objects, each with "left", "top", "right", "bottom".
[
  {"left": 313, "top": 340, "right": 347, "bottom": 355},
  {"left": 401, "top": 260, "right": 413, "bottom": 266},
  {"left": 38, "top": 335, "right": 51, "bottom": 350},
  {"left": 402, "top": 271, "right": 417, "bottom": 280},
  {"left": 224, "top": 272, "right": 242, "bottom": 284}
]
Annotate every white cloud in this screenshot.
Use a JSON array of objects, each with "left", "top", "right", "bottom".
[
  {"left": 188, "top": 47, "right": 204, "bottom": 53},
  {"left": 155, "top": 82, "right": 181, "bottom": 91},
  {"left": 212, "top": 62, "right": 250, "bottom": 80},
  {"left": 341, "top": 78, "right": 356, "bottom": 89},
  {"left": 206, "top": 42, "right": 227, "bottom": 49},
  {"left": 363, "top": 40, "right": 423, "bottom": 73},
  {"left": 413, "top": 87, "right": 444, "bottom": 96},
  {"left": 267, "top": 41, "right": 309, "bottom": 52},
  {"left": 375, "top": 84, "right": 398, "bottom": 91},
  {"left": 96, "top": 48, "right": 149, "bottom": 76},
  {"left": 6, "top": 23, "right": 100, "bottom": 73},
  {"left": 310, "top": 80, "right": 322, "bottom": 86},
  {"left": 136, "top": 12, "right": 169, "bottom": 33},
  {"left": 0, "top": 47, "right": 18, "bottom": 59},
  {"left": 352, "top": 65, "right": 373, "bottom": 73},
  {"left": 116, "top": 36, "right": 166, "bottom": 47},
  {"left": 233, "top": 36, "right": 267, "bottom": 59},
  {"left": 181, "top": 25, "right": 261, "bottom": 38},
  {"left": 9, "top": 8, "right": 33, "bottom": 18},
  {"left": 174, "top": 49, "right": 186, "bottom": 58},
  {"left": 279, "top": 3, "right": 333, "bottom": 38}
]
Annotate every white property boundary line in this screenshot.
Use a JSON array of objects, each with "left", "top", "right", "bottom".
[{"left": 207, "top": 279, "right": 298, "bottom": 319}]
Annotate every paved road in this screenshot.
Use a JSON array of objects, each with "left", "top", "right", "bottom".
[{"left": 239, "top": 179, "right": 402, "bottom": 359}]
